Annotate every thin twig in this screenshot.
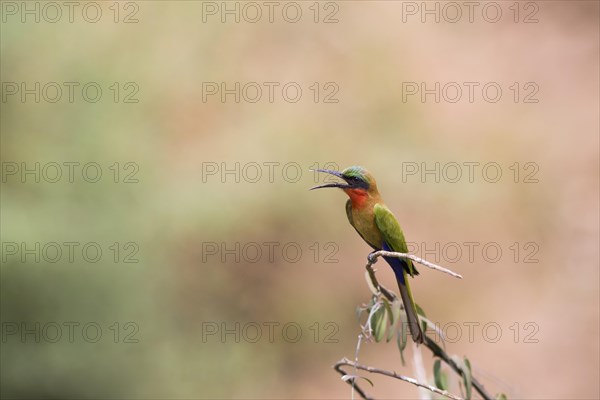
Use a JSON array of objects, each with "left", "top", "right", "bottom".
[
  {"left": 361, "top": 252, "right": 494, "bottom": 400},
  {"left": 334, "top": 362, "right": 373, "bottom": 400},
  {"left": 334, "top": 358, "right": 463, "bottom": 400},
  {"left": 367, "top": 250, "right": 463, "bottom": 279},
  {"left": 352, "top": 333, "right": 365, "bottom": 400}
]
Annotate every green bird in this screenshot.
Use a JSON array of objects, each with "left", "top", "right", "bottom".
[{"left": 311, "top": 166, "right": 424, "bottom": 344}]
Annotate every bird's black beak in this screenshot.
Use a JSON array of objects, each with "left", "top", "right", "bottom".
[{"left": 310, "top": 169, "right": 350, "bottom": 190}]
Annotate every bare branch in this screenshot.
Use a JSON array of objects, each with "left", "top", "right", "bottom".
[
  {"left": 367, "top": 250, "right": 463, "bottom": 279},
  {"left": 334, "top": 358, "right": 463, "bottom": 400},
  {"left": 357, "top": 252, "right": 494, "bottom": 400}
]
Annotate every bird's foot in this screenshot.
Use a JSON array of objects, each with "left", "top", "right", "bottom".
[{"left": 367, "top": 251, "right": 379, "bottom": 264}]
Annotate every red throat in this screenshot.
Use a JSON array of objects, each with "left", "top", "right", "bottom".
[{"left": 344, "top": 188, "right": 368, "bottom": 208}]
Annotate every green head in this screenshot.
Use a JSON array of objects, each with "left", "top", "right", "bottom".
[{"left": 310, "top": 166, "right": 377, "bottom": 193}]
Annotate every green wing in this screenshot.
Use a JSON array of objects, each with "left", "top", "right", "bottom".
[{"left": 374, "top": 203, "right": 417, "bottom": 276}]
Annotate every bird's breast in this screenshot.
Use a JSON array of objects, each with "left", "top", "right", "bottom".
[{"left": 351, "top": 207, "right": 384, "bottom": 249}]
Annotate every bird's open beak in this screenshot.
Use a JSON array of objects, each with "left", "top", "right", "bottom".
[{"left": 310, "top": 169, "right": 350, "bottom": 190}]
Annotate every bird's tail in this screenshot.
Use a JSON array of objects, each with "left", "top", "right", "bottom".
[
  {"left": 396, "top": 269, "right": 424, "bottom": 344},
  {"left": 382, "top": 243, "right": 424, "bottom": 344}
]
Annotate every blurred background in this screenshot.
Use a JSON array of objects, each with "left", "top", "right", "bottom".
[{"left": 1, "top": 1, "right": 598, "bottom": 398}]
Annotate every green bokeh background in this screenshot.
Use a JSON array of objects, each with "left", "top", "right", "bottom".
[{"left": 1, "top": 1, "right": 598, "bottom": 399}]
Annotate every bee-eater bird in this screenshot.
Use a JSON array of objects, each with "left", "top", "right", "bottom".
[{"left": 311, "top": 166, "right": 424, "bottom": 344}]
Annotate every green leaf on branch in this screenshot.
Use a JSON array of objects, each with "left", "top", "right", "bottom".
[
  {"left": 387, "top": 299, "right": 402, "bottom": 342},
  {"left": 495, "top": 393, "right": 508, "bottom": 400},
  {"left": 396, "top": 311, "right": 408, "bottom": 366},
  {"left": 463, "top": 357, "right": 473, "bottom": 400},
  {"left": 371, "top": 305, "right": 388, "bottom": 342},
  {"left": 433, "top": 359, "right": 448, "bottom": 391},
  {"left": 415, "top": 303, "right": 428, "bottom": 331},
  {"left": 381, "top": 298, "right": 394, "bottom": 342},
  {"left": 382, "top": 297, "right": 393, "bottom": 319}
]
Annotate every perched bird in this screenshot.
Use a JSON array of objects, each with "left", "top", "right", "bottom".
[{"left": 311, "top": 166, "right": 423, "bottom": 344}]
